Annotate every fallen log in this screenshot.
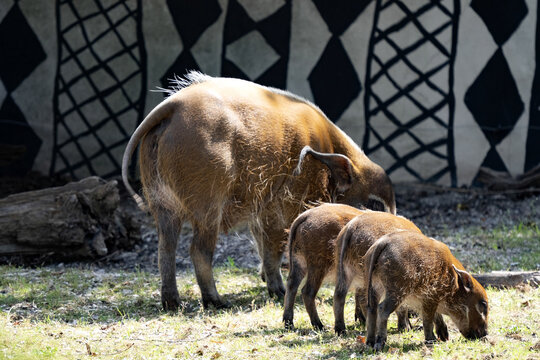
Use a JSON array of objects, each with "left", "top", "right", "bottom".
[
  {"left": 476, "top": 165, "right": 540, "bottom": 191},
  {"left": 473, "top": 271, "right": 540, "bottom": 289},
  {"left": 0, "top": 176, "right": 140, "bottom": 258}
]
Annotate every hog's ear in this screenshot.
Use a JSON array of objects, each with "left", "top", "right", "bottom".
[
  {"left": 452, "top": 264, "right": 473, "bottom": 292},
  {"left": 294, "top": 146, "right": 353, "bottom": 193}
]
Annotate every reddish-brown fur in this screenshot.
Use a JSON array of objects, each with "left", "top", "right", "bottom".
[
  {"left": 331, "top": 211, "right": 422, "bottom": 334},
  {"left": 283, "top": 203, "right": 364, "bottom": 330},
  {"left": 363, "top": 231, "right": 488, "bottom": 351},
  {"left": 122, "top": 72, "right": 395, "bottom": 310}
]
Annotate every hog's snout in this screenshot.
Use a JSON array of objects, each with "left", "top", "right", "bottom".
[{"left": 464, "top": 327, "right": 488, "bottom": 340}]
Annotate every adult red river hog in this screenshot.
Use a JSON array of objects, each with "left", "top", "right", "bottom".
[
  {"left": 283, "top": 204, "right": 416, "bottom": 331},
  {"left": 361, "top": 231, "right": 488, "bottom": 351},
  {"left": 122, "top": 71, "right": 395, "bottom": 310}
]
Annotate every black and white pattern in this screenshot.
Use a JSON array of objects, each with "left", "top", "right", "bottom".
[
  {"left": 0, "top": 1, "right": 46, "bottom": 176},
  {"left": 221, "top": 0, "right": 291, "bottom": 88},
  {"left": 466, "top": 0, "right": 527, "bottom": 181},
  {"left": 52, "top": 0, "right": 146, "bottom": 178},
  {"left": 160, "top": 0, "right": 222, "bottom": 85},
  {"left": 1, "top": 0, "right": 539, "bottom": 186},
  {"left": 362, "top": 0, "right": 459, "bottom": 184},
  {"left": 307, "top": 1, "right": 369, "bottom": 121},
  {"left": 526, "top": 1, "right": 540, "bottom": 172}
]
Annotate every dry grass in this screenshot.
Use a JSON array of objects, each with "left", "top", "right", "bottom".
[{"left": 1, "top": 265, "right": 539, "bottom": 360}]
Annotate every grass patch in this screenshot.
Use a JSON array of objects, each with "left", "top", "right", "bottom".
[
  {"left": 446, "top": 222, "right": 540, "bottom": 273},
  {"left": 1, "top": 266, "right": 539, "bottom": 359}
]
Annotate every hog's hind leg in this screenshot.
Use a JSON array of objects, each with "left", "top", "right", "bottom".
[
  {"left": 365, "top": 286, "right": 380, "bottom": 347},
  {"left": 333, "top": 269, "right": 354, "bottom": 335},
  {"left": 354, "top": 289, "right": 367, "bottom": 325},
  {"left": 396, "top": 307, "right": 412, "bottom": 332},
  {"left": 283, "top": 257, "right": 306, "bottom": 329},
  {"left": 191, "top": 221, "right": 230, "bottom": 309},
  {"left": 155, "top": 207, "right": 182, "bottom": 311},
  {"left": 301, "top": 267, "right": 326, "bottom": 330},
  {"left": 258, "top": 224, "right": 287, "bottom": 299},
  {"left": 373, "top": 293, "right": 401, "bottom": 351}
]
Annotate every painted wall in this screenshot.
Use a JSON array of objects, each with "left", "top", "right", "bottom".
[{"left": 0, "top": 0, "right": 538, "bottom": 186}]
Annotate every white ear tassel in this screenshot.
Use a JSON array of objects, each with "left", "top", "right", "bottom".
[{"left": 293, "top": 146, "right": 313, "bottom": 176}]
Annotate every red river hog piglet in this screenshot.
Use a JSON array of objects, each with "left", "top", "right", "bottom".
[
  {"left": 331, "top": 211, "right": 422, "bottom": 334},
  {"left": 363, "top": 231, "right": 488, "bottom": 351}
]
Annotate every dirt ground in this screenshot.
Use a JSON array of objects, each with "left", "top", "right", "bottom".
[{"left": 1, "top": 173, "right": 539, "bottom": 273}]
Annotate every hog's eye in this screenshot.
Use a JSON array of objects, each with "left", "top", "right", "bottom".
[
  {"left": 478, "top": 300, "right": 488, "bottom": 314},
  {"left": 366, "top": 198, "right": 385, "bottom": 212}
]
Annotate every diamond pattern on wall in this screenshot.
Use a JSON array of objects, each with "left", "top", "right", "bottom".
[
  {"left": 307, "top": 0, "right": 367, "bottom": 122},
  {"left": 0, "top": 2, "right": 46, "bottom": 176},
  {"left": 464, "top": 49, "right": 524, "bottom": 147},
  {"left": 160, "top": 0, "right": 222, "bottom": 85},
  {"left": 225, "top": 30, "right": 280, "bottom": 80},
  {"left": 0, "top": 4, "right": 46, "bottom": 92},
  {"left": 362, "top": 0, "right": 458, "bottom": 184},
  {"left": 308, "top": 37, "right": 361, "bottom": 121},
  {"left": 466, "top": 0, "right": 528, "bottom": 180},
  {"left": 312, "top": 0, "right": 372, "bottom": 36},
  {"left": 526, "top": 1, "right": 540, "bottom": 171},
  {"left": 221, "top": 0, "right": 291, "bottom": 89},
  {"left": 471, "top": 0, "right": 528, "bottom": 46},
  {"left": 52, "top": 0, "right": 146, "bottom": 178}
]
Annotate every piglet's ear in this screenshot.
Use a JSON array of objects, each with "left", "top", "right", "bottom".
[
  {"left": 294, "top": 146, "right": 353, "bottom": 194},
  {"left": 452, "top": 264, "right": 473, "bottom": 292}
]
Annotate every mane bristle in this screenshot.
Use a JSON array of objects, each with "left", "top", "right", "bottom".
[{"left": 151, "top": 71, "right": 213, "bottom": 96}]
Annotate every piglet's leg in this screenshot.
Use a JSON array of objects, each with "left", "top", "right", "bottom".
[
  {"left": 283, "top": 257, "right": 306, "bottom": 329},
  {"left": 365, "top": 287, "right": 379, "bottom": 347},
  {"left": 421, "top": 302, "right": 438, "bottom": 343},
  {"left": 373, "top": 294, "right": 401, "bottom": 351},
  {"left": 354, "top": 289, "right": 366, "bottom": 325},
  {"left": 301, "top": 267, "right": 325, "bottom": 330},
  {"left": 434, "top": 312, "right": 449, "bottom": 341},
  {"left": 333, "top": 270, "right": 354, "bottom": 335},
  {"left": 396, "top": 306, "right": 411, "bottom": 332}
]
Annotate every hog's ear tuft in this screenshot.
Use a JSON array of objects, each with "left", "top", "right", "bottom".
[
  {"left": 452, "top": 264, "right": 473, "bottom": 292},
  {"left": 294, "top": 146, "right": 353, "bottom": 194}
]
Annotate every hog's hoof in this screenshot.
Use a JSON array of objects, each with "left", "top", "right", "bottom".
[
  {"left": 334, "top": 325, "right": 346, "bottom": 336},
  {"left": 312, "top": 322, "right": 325, "bottom": 331},
  {"left": 283, "top": 318, "right": 294, "bottom": 330},
  {"left": 397, "top": 318, "right": 412, "bottom": 332},
  {"left": 354, "top": 311, "right": 366, "bottom": 325},
  {"left": 437, "top": 326, "right": 449, "bottom": 341},
  {"left": 268, "top": 286, "right": 285, "bottom": 300},
  {"left": 373, "top": 336, "right": 385, "bottom": 351},
  {"left": 161, "top": 291, "right": 181, "bottom": 311},
  {"left": 202, "top": 298, "right": 231, "bottom": 310}
]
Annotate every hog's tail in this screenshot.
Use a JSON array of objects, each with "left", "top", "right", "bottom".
[
  {"left": 336, "top": 221, "right": 354, "bottom": 282},
  {"left": 365, "top": 236, "right": 390, "bottom": 310},
  {"left": 121, "top": 99, "right": 175, "bottom": 211},
  {"left": 287, "top": 212, "right": 309, "bottom": 270}
]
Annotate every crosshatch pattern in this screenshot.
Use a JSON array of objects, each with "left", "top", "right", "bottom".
[
  {"left": 1, "top": 0, "right": 537, "bottom": 185},
  {"left": 362, "top": 0, "right": 459, "bottom": 184},
  {"left": 52, "top": 0, "right": 146, "bottom": 178}
]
